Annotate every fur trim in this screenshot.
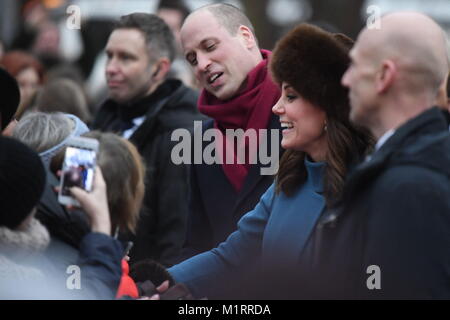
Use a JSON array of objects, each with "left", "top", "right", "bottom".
[
  {"left": 0, "top": 218, "right": 49, "bottom": 283},
  {"left": 270, "top": 24, "right": 353, "bottom": 120},
  {"left": 0, "top": 217, "right": 50, "bottom": 256}
]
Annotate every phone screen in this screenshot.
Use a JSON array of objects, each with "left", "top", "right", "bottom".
[{"left": 61, "top": 146, "right": 96, "bottom": 196}]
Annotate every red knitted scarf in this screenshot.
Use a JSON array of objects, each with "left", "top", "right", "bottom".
[{"left": 198, "top": 50, "right": 280, "bottom": 192}]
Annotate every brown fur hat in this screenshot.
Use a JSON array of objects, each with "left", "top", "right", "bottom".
[{"left": 270, "top": 23, "right": 353, "bottom": 121}]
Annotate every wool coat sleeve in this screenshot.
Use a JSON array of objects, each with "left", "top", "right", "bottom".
[
  {"left": 149, "top": 132, "right": 192, "bottom": 266},
  {"left": 76, "top": 232, "right": 123, "bottom": 299},
  {"left": 180, "top": 164, "right": 215, "bottom": 259},
  {"left": 168, "top": 184, "right": 276, "bottom": 299},
  {"left": 361, "top": 166, "right": 450, "bottom": 299}
]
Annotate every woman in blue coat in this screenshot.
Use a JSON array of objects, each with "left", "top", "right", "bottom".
[{"left": 168, "top": 24, "right": 373, "bottom": 299}]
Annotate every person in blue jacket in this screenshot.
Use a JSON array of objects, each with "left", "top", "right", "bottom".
[{"left": 167, "top": 24, "right": 374, "bottom": 299}]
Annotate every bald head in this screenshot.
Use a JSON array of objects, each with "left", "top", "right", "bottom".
[{"left": 357, "top": 12, "right": 448, "bottom": 96}]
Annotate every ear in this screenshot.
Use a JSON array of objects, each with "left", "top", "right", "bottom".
[
  {"left": 151, "top": 57, "right": 171, "bottom": 82},
  {"left": 237, "top": 25, "right": 257, "bottom": 50},
  {"left": 376, "top": 60, "right": 396, "bottom": 93}
]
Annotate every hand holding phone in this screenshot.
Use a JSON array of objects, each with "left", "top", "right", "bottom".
[{"left": 58, "top": 136, "right": 99, "bottom": 207}]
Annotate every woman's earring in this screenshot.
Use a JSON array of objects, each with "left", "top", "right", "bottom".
[{"left": 324, "top": 122, "right": 328, "bottom": 132}]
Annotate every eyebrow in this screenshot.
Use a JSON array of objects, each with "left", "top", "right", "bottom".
[
  {"left": 282, "top": 84, "right": 292, "bottom": 90},
  {"left": 185, "top": 37, "right": 219, "bottom": 54}
]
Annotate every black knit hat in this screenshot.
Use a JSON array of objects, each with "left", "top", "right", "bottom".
[
  {"left": 270, "top": 24, "right": 353, "bottom": 121},
  {"left": 0, "top": 136, "right": 46, "bottom": 229},
  {"left": 0, "top": 67, "right": 21, "bottom": 130}
]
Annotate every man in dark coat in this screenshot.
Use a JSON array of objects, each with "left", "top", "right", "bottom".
[
  {"left": 177, "top": 4, "right": 282, "bottom": 258},
  {"left": 92, "top": 13, "right": 205, "bottom": 266},
  {"left": 289, "top": 12, "right": 450, "bottom": 299}
]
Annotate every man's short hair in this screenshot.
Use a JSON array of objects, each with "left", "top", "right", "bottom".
[
  {"left": 114, "top": 13, "right": 176, "bottom": 63},
  {"left": 204, "top": 3, "right": 256, "bottom": 38},
  {"left": 158, "top": 0, "right": 191, "bottom": 22}
]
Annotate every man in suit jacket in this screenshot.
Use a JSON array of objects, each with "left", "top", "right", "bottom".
[{"left": 178, "top": 3, "right": 282, "bottom": 258}]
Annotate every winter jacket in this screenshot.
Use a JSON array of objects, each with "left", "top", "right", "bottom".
[
  {"left": 169, "top": 158, "right": 324, "bottom": 299},
  {"left": 0, "top": 218, "right": 123, "bottom": 299},
  {"left": 181, "top": 114, "right": 283, "bottom": 259},
  {"left": 37, "top": 170, "right": 90, "bottom": 249},
  {"left": 293, "top": 107, "right": 450, "bottom": 299},
  {"left": 93, "top": 79, "right": 206, "bottom": 266}
]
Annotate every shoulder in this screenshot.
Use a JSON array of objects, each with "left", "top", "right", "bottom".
[
  {"left": 166, "top": 79, "right": 199, "bottom": 108},
  {"left": 374, "top": 165, "right": 449, "bottom": 193}
]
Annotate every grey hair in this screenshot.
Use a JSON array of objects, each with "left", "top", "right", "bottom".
[
  {"left": 12, "top": 111, "right": 89, "bottom": 167},
  {"left": 13, "top": 112, "right": 72, "bottom": 153}
]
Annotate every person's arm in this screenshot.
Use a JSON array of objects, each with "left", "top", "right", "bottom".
[
  {"left": 69, "top": 167, "right": 123, "bottom": 299},
  {"left": 151, "top": 135, "right": 192, "bottom": 265},
  {"left": 180, "top": 163, "right": 214, "bottom": 259},
  {"left": 168, "top": 184, "right": 276, "bottom": 299}
]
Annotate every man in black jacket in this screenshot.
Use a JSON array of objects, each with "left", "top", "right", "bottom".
[
  {"left": 92, "top": 13, "right": 204, "bottom": 266},
  {"left": 292, "top": 12, "right": 450, "bottom": 299}
]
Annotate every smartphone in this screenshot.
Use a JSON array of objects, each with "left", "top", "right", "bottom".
[{"left": 58, "top": 136, "right": 99, "bottom": 207}]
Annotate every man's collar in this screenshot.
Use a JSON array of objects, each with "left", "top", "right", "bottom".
[{"left": 374, "top": 129, "right": 396, "bottom": 152}]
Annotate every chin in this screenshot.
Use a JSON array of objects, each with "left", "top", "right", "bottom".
[
  {"left": 212, "top": 85, "right": 238, "bottom": 101},
  {"left": 109, "top": 92, "right": 127, "bottom": 103},
  {"left": 281, "top": 141, "right": 291, "bottom": 150}
]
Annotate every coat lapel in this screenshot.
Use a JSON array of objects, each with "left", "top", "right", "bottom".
[{"left": 129, "top": 95, "right": 172, "bottom": 150}]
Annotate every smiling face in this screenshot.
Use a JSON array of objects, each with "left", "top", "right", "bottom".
[
  {"left": 272, "top": 83, "right": 328, "bottom": 160},
  {"left": 180, "top": 10, "right": 259, "bottom": 101},
  {"left": 105, "top": 28, "right": 157, "bottom": 104}
]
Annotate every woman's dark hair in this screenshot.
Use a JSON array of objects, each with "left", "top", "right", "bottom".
[{"left": 271, "top": 24, "right": 374, "bottom": 206}]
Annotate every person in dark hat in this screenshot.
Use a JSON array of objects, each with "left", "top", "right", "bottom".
[
  {"left": 0, "top": 136, "right": 124, "bottom": 299},
  {"left": 0, "top": 67, "right": 20, "bottom": 135},
  {"left": 165, "top": 24, "right": 374, "bottom": 299}
]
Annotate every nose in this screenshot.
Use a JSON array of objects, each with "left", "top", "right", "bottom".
[
  {"left": 272, "top": 97, "right": 284, "bottom": 115},
  {"left": 341, "top": 68, "right": 350, "bottom": 88},
  {"left": 105, "top": 56, "right": 119, "bottom": 76},
  {"left": 196, "top": 52, "right": 211, "bottom": 73}
]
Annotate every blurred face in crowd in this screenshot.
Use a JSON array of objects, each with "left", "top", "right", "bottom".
[
  {"left": 180, "top": 10, "right": 259, "bottom": 101},
  {"left": 272, "top": 82, "right": 327, "bottom": 161},
  {"left": 16, "top": 67, "right": 40, "bottom": 113},
  {"left": 105, "top": 28, "right": 157, "bottom": 104},
  {"left": 158, "top": 8, "right": 183, "bottom": 50},
  {"left": 341, "top": 30, "right": 378, "bottom": 127}
]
